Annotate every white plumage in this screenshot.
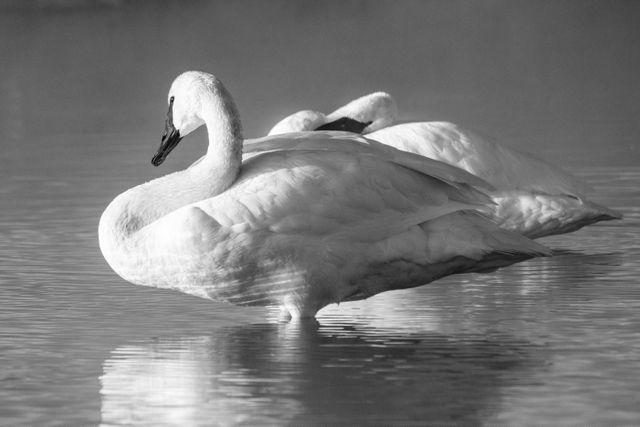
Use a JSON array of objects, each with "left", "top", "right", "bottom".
[
  {"left": 272, "top": 94, "right": 621, "bottom": 238},
  {"left": 99, "top": 71, "right": 549, "bottom": 319},
  {"left": 367, "top": 121, "right": 621, "bottom": 238}
]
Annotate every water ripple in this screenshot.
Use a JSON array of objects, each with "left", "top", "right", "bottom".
[{"left": 2, "top": 155, "right": 639, "bottom": 425}]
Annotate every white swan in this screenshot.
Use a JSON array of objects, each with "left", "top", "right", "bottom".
[
  {"left": 367, "top": 122, "right": 622, "bottom": 238},
  {"left": 267, "top": 91, "right": 397, "bottom": 135},
  {"left": 270, "top": 93, "right": 621, "bottom": 239},
  {"left": 99, "top": 71, "right": 550, "bottom": 319}
]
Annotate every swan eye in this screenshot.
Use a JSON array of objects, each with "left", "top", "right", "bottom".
[{"left": 169, "top": 96, "right": 175, "bottom": 105}]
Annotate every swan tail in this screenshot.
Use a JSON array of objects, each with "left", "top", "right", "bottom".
[
  {"left": 582, "top": 199, "right": 623, "bottom": 221},
  {"left": 421, "top": 210, "right": 552, "bottom": 263},
  {"left": 489, "top": 191, "right": 622, "bottom": 239}
]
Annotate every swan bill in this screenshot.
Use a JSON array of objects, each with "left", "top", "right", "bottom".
[
  {"left": 152, "top": 98, "right": 182, "bottom": 166},
  {"left": 315, "top": 117, "right": 373, "bottom": 133},
  {"left": 152, "top": 127, "right": 182, "bottom": 166}
]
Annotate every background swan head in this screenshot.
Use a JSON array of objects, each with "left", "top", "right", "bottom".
[
  {"left": 325, "top": 91, "right": 398, "bottom": 133},
  {"left": 267, "top": 91, "right": 398, "bottom": 136},
  {"left": 152, "top": 71, "right": 242, "bottom": 166}
]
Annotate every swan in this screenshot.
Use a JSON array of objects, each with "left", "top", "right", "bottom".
[
  {"left": 98, "top": 71, "right": 550, "bottom": 319},
  {"left": 270, "top": 93, "right": 621, "bottom": 239},
  {"left": 366, "top": 122, "right": 622, "bottom": 238},
  {"left": 267, "top": 91, "right": 397, "bottom": 135}
]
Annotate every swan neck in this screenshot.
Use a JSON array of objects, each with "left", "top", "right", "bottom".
[
  {"left": 101, "top": 81, "right": 244, "bottom": 247},
  {"left": 201, "top": 83, "right": 243, "bottom": 174}
]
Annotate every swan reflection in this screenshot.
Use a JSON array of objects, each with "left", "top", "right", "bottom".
[
  {"left": 100, "top": 322, "right": 544, "bottom": 425},
  {"left": 100, "top": 333, "right": 300, "bottom": 425}
]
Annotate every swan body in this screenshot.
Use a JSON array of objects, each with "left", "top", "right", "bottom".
[
  {"left": 99, "top": 71, "right": 550, "bottom": 319},
  {"left": 367, "top": 122, "right": 622, "bottom": 238},
  {"left": 267, "top": 92, "right": 397, "bottom": 136},
  {"left": 270, "top": 93, "right": 621, "bottom": 238}
]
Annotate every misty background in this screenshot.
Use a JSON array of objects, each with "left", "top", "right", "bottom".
[{"left": 1, "top": 0, "right": 639, "bottom": 172}]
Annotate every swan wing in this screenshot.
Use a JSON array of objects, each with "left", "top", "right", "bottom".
[
  {"left": 367, "top": 122, "right": 591, "bottom": 197},
  {"left": 244, "top": 131, "right": 495, "bottom": 198}
]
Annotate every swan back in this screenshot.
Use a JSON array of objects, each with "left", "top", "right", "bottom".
[
  {"left": 367, "top": 122, "right": 591, "bottom": 197},
  {"left": 245, "top": 131, "right": 495, "bottom": 196},
  {"left": 267, "top": 110, "right": 326, "bottom": 136}
]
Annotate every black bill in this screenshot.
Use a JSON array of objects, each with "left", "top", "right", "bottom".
[
  {"left": 314, "top": 117, "right": 373, "bottom": 133},
  {"left": 152, "top": 97, "right": 182, "bottom": 166}
]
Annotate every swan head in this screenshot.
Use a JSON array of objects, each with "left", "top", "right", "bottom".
[
  {"left": 324, "top": 91, "right": 398, "bottom": 134},
  {"left": 267, "top": 92, "right": 398, "bottom": 136},
  {"left": 152, "top": 71, "right": 241, "bottom": 166}
]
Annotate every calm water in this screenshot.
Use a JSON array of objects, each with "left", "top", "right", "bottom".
[
  {"left": 2, "top": 1, "right": 640, "bottom": 425},
  {"left": 2, "top": 153, "right": 639, "bottom": 425}
]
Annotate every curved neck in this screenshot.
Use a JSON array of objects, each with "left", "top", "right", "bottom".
[
  {"left": 201, "top": 81, "right": 243, "bottom": 173},
  {"left": 100, "top": 85, "right": 244, "bottom": 248}
]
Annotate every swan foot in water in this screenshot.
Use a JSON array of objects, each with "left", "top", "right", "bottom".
[
  {"left": 277, "top": 294, "right": 320, "bottom": 321},
  {"left": 277, "top": 307, "right": 292, "bottom": 322}
]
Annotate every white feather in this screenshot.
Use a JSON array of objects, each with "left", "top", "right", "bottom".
[
  {"left": 99, "top": 72, "right": 549, "bottom": 319},
  {"left": 269, "top": 93, "right": 621, "bottom": 239}
]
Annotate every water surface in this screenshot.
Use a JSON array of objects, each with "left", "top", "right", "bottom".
[{"left": 2, "top": 136, "right": 639, "bottom": 426}]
